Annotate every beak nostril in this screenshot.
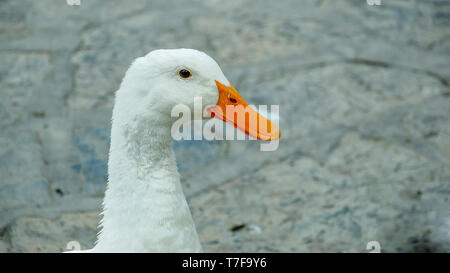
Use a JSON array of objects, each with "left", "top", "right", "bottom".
[{"left": 229, "top": 98, "right": 237, "bottom": 103}]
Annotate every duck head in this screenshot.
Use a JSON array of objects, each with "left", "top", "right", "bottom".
[{"left": 115, "top": 48, "right": 280, "bottom": 141}]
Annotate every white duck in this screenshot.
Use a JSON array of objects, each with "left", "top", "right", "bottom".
[{"left": 79, "top": 49, "right": 280, "bottom": 252}]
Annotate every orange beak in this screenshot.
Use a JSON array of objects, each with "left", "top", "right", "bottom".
[{"left": 206, "top": 80, "right": 281, "bottom": 141}]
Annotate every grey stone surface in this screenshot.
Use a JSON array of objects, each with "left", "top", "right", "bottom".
[{"left": 0, "top": 0, "right": 449, "bottom": 252}]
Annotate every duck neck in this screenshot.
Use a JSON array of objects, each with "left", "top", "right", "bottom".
[{"left": 95, "top": 112, "right": 201, "bottom": 252}]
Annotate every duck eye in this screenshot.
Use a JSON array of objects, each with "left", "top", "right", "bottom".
[{"left": 178, "top": 69, "right": 192, "bottom": 79}]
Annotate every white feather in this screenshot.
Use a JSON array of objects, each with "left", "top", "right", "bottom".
[{"left": 74, "top": 49, "right": 230, "bottom": 252}]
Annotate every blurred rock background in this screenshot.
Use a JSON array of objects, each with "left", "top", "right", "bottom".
[{"left": 0, "top": 0, "right": 449, "bottom": 252}]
